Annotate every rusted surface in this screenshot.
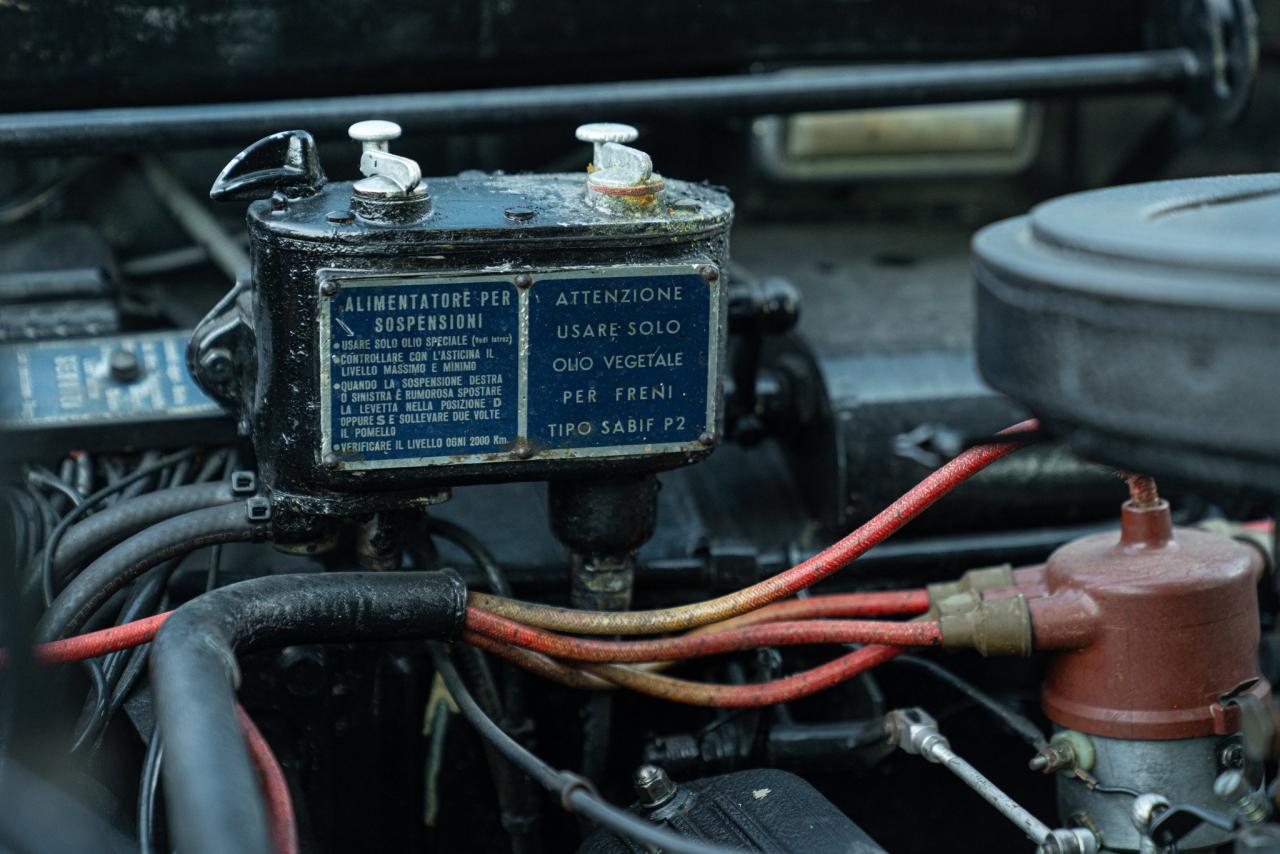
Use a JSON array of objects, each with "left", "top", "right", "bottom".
[
  {"left": 1121, "top": 471, "right": 1160, "bottom": 508},
  {"left": 464, "top": 604, "right": 940, "bottom": 663},
  {"left": 1019, "top": 499, "right": 1267, "bottom": 739}
]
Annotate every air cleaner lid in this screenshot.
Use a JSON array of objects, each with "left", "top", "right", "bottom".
[{"left": 973, "top": 173, "right": 1280, "bottom": 496}]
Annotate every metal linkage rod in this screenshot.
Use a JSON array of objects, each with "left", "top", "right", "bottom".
[
  {"left": 885, "top": 708, "right": 1098, "bottom": 854},
  {"left": 0, "top": 50, "right": 1201, "bottom": 154}
]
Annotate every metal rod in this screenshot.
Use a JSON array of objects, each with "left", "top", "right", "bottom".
[
  {"left": 137, "top": 156, "right": 249, "bottom": 280},
  {"left": 887, "top": 708, "right": 1054, "bottom": 846},
  {"left": 931, "top": 741, "right": 1052, "bottom": 845},
  {"left": 0, "top": 50, "right": 1201, "bottom": 154}
]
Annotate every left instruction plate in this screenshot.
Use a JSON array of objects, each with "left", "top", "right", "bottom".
[{"left": 320, "top": 272, "right": 520, "bottom": 469}]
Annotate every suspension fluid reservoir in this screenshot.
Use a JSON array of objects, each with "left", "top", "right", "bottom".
[{"left": 191, "top": 122, "right": 733, "bottom": 517}]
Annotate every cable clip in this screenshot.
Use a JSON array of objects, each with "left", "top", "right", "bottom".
[
  {"left": 245, "top": 496, "right": 271, "bottom": 523},
  {"left": 230, "top": 470, "right": 257, "bottom": 496}
]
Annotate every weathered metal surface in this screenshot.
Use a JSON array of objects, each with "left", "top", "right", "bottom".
[
  {"left": 0, "top": 329, "right": 229, "bottom": 455},
  {"left": 199, "top": 132, "right": 733, "bottom": 514}
]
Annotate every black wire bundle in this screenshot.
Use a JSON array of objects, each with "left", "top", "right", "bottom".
[
  {"left": 4, "top": 448, "right": 241, "bottom": 762},
  {"left": 428, "top": 644, "right": 742, "bottom": 854}
]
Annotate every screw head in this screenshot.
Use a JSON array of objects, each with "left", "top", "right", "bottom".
[
  {"left": 1214, "top": 768, "right": 1251, "bottom": 802},
  {"left": 348, "top": 119, "right": 402, "bottom": 144},
  {"left": 510, "top": 440, "right": 534, "bottom": 460},
  {"left": 575, "top": 122, "right": 639, "bottom": 145},
  {"left": 320, "top": 280, "right": 340, "bottom": 297},
  {"left": 514, "top": 273, "right": 534, "bottom": 290},
  {"left": 1220, "top": 742, "right": 1246, "bottom": 770},
  {"left": 320, "top": 452, "right": 339, "bottom": 469},
  {"left": 698, "top": 431, "right": 715, "bottom": 447},
  {"left": 699, "top": 265, "right": 720, "bottom": 282},
  {"left": 632, "top": 764, "right": 677, "bottom": 809}
]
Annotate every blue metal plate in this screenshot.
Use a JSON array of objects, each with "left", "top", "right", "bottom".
[
  {"left": 320, "top": 275, "right": 521, "bottom": 468},
  {"left": 0, "top": 330, "right": 219, "bottom": 428},
  {"left": 526, "top": 267, "right": 715, "bottom": 456},
  {"left": 319, "top": 265, "right": 719, "bottom": 471}
]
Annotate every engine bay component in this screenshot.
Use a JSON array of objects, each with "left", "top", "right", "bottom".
[
  {"left": 7, "top": 4, "right": 1280, "bottom": 852},
  {"left": 193, "top": 121, "right": 732, "bottom": 516},
  {"left": 0, "top": 330, "right": 228, "bottom": 457},
  {"left": 885, "top": 707, "right": 1098, "bottom": 854},
  {"left": 1021, "top": 494, "right": 1266, "bottom": 740},
  {"left": 580, "top": 766, "right": 886, "bottom": 854},
  {"left": 973, "top": 173, "right": 1280, "bottom": 497},
  {"left": 985, "top": 483, "right": 1269, "bottom": 851}
]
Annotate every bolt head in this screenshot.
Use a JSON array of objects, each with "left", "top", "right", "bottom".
[
  {"left": 199, "top": 348, "right": 234, "bottom": 382},
  {"left": 325, "top": 209, "right": 355, "bottom": 224},
  {"left": 1221, "top": 742, "right": 1246, "bottom": 770},
  {"left": 575, "top": 122, "right": 639, "bottom": 145},
  {"left": 632, "top": 764, "right": 677, "bottom": 809},
  {"left": 511, "top": 441, "right": 534, "bottom": 460},
  {"left": 699, "top": 265, "right": 720, "bottom": 282},
  {"left": 320, "top": 452, "right": 339, "bottom": 469},
  {"left": 348, "top": 119, "right": 402, "bottom": 143},
  {"left": 697, "top": 431, "right": 716, "bottom": 447},
  {"left": 514, "top": 273, "right": 534, "bottom": 289},
  {"left": 320, "top": 280, "right": 340, "bottom": 297}
]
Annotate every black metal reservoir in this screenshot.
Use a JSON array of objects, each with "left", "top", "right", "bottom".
[{"left": 192, "top": 122, "right": 733, "bottom": 516}]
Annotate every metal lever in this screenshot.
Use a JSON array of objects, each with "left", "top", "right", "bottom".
[
  {"left": 209, "top": 130, "right": 326, "bottom": 202},
  {"left": 349, "top": 120, "right": 423, "bottom": 196},
  {"left": 358, "top": 149, "right": 421, "bottom": 193},
  {"left": 590, "top": 141, "right": 652, "bottom": 188}
]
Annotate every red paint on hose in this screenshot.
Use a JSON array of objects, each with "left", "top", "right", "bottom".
[
  {"left": 466, "top": 628, "right": 905, "bottom": 707},
  {"left": 469, "top": 419, "right": 1037, "bottom": 635},
  {"left": 585, "top": 644, "right": 906, "bottom": 707},
  {"left": 695, "top": 590, "right": 930, "bottom": 631},
  {"left": 2, "top": 611, "right": 174, "bottom": 666},
  {"left": 465, "top": 604, "right": 939, "bottom": 662}
]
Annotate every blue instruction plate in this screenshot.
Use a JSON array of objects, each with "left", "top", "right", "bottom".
[
  {"left": 0, "top": 330, "right": 220, "bottom": 428},
  {"left": 319, "top": 264, "right": 720, "bottom": 470}
]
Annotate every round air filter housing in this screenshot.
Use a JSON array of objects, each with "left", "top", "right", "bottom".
[{"left": 974, "top": 173, "right": 1280, "bottom": 496}]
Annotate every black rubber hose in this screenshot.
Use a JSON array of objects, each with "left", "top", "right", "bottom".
[
  {"left": 32, "top": 448, "right": 201, "bottom": 609},
  {"left": 150, "top": 571, "right": 467, "bottom": 854},
  {"left": 22, "top": 481, "right": 240, "bottom": 604},
  {"left": 35, "top": 502, "right": 271, "bottom": 643}
]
